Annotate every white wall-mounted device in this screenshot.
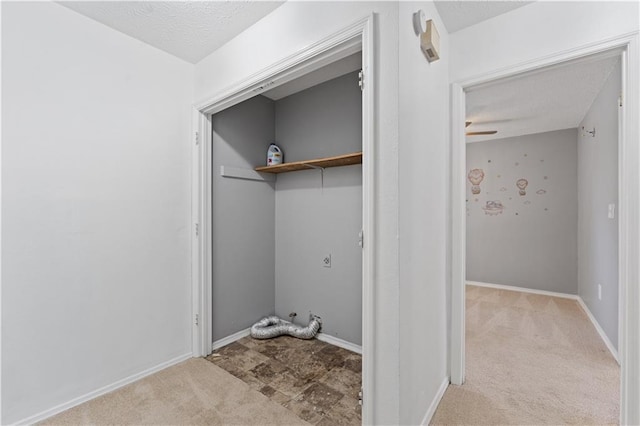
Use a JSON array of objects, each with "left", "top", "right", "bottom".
[
  {"left": 413, "top": 10, "right": 427, "bottom": 35},
  {"left": 420, "top": 19, "right": 440, "bottom": 62}
]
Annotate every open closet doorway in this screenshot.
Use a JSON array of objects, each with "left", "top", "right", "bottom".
[
  {"left": 191, "top": 15, "right": 375, "bottom": 426},
  {"left": 448, "top": 35, "right": 640, "bottom": 425}
]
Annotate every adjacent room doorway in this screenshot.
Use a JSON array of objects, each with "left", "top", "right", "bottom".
[{"left": 450, "top": 35, "right": 640, "bottom": 424}]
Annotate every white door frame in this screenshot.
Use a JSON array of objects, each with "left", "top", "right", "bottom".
[
  {"left": 450, "top": 33, "right": 640, "bottom": 424},
  {"left": 190, "top": 14, "right": 376, "bottom": 425}
]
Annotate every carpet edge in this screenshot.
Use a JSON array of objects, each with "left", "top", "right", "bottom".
[{"left": 17, "top": 352, "right": 193, "bottom": 425}]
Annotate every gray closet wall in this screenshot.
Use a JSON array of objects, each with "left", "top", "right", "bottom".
[
  {"left": 211, "top": 71, "right": 363, "bottom": 346},
  {"left": 211, "top": 96, "right": 276, "bottom": 341},
  {"left": 274, "top": 71, "right": 363, "bottom": 345}
]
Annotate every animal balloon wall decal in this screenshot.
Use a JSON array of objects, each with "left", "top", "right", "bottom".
[
  {"left": 516, "top": 178, "right": 528, "bottom": 196},
  {"left": 468, "top": 169, "right": 485, "bottom": 195}
]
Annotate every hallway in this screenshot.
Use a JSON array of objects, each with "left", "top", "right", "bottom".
[{"left": 432, "top": 285, "right": 619, "bottom": 424}]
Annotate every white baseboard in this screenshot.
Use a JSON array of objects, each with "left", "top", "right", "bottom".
[
  {"left": 16, "top": 352, "right": 192, "bottom": 425},
  {"left": 212, "top": 327, "right": 251, "bottom": 351},
  {"left": 316, "top": 332, "right": 362, "bottom": 354},
  {"left": 576, "top": 297, "right": 619, "bottom": 364},
  {"left": 212, "top": 328, "right": 362, "bottom": 355},
  {"left": 421, "top": 376, "right": 450, "bottom": 425},
  {"left": 466, "top": 281, "right": 619, "bottom": 364},
  {"left": 466, "top": 281, "right": 579, "bottom": 300}
]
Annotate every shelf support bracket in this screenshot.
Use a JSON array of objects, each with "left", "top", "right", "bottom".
[{"left": 303, "top": 163, "right": 325, "bottom": 189}]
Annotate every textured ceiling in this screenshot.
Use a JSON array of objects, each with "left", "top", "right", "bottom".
[
  {"left": 465, "top": 54, "right": 620, "bottom": 143},
  {"left": 57, "top": 1, "right": 530, "bottom": 63},
  {"left": 58, "top": 1, "right": 284, "bottom": 63},
  {"left": 434, "top": 0, "right": 533, "bottom": 33}
]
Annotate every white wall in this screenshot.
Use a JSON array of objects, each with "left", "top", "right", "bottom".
[
  {"left": 450, "top": 1, "right": 639, "bottom": 83},
  {"left": 466, "top": 129, "right": 579, "bottom": 294},
  {"left": 578, "top": 60, "right": 621, "bottom": 349},
  {"left": 1, "top": 3, "right": 194, "bottom": 423},
  {"left": 196, "top": 2, "right": 403, "bottom": 423},
  {"left": 398, "top": 2, "right": 450, "bottom": 424},
  {"left": 211, "top": 96, "right": 276, "bottom": 341}
]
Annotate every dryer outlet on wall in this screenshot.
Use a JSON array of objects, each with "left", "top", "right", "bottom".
[{"left": 322, "top": 254, "right": 332, "bottom": 268}]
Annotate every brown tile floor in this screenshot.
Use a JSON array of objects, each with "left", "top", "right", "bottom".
[{"left": 205, "top": 335, "right": 362, "bottom": 425}]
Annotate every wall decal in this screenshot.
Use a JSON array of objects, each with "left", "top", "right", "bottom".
[
  {"left": 516, "top": 178, "right": 528, "bottom": 196},
  {"left": 524, "top": 200, "right": 531, "bottom": 205},
  {"left": 536, "top": 189, "right": 547, "bottom": 195},
  {"left": 499, "top": 187, "right": 508, "bottom": 192},
  {"left": 468, "top": 169, "right": 485, "bottom": 195},
  {"left": 483, "top": 200, "right": 505, "bottom": 216}
]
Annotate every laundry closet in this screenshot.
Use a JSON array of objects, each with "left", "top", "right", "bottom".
[{"left": 210, "top": 52, "right": 363, "bottom": 349}]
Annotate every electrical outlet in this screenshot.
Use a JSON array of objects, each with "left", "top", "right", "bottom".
[
  {"left": 608, "top": 203, "right": 616, "bottom": 219},
  {"left": 598, "top": 284, "right": 602, "bottom": 300},
  {"left": 322, "top": 254, "right": 331, "bottom": 268}
]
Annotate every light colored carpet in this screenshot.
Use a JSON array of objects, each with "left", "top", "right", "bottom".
[
  {"left": 41, "top": 358, "right": 311, "bottom": 425},
  {"left": 432, "top": 285, "right": 620, "bottom": 425}
]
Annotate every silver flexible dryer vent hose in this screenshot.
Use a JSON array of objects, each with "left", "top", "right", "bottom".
[{"left": 250, "top": 315, "right": 322, "bottom": 340}]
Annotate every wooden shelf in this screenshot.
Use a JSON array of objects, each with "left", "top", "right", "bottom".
[{"left": 255, "top": 152, "right": 362, "bottom": 174}]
